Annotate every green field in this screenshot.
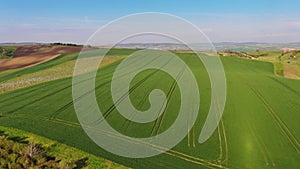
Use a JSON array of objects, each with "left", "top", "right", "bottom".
[
  {"left": 0, "top": 49, "right": 299, "bottom": 169},
  {"left": 246, "top": 50, "right": 300, "bottom": 78}
]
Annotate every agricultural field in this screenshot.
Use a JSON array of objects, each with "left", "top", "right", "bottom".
[
  {"left": 0, "top": 51, "right": 125, "bottom": 93},
  {"left": 0, "top": 48, "right": 299, "bottom": 169},
  {"left": 220, "top": 50, "right": 300, "bottom": 79}
]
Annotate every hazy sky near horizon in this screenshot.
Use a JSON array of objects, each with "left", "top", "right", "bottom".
[{"left": 1, "top": 0, "right": 300, "bottom": 44}]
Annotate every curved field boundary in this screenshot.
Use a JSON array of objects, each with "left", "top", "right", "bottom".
[
  {"left": 0, "top": 45, "right": 84, "bottom": 71},
  {"left": 5, "top": 114, "right": 227, "bottom": 169}
]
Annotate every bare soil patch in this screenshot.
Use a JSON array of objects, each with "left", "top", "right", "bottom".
[{"left": 0, "top": 45, "right": 84, "bottom": 71}]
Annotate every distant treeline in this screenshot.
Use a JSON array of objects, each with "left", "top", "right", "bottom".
[{"left": 50, "top": 42, "right": 83, "bottom": 47}]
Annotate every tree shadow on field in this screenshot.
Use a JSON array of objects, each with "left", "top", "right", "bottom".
[
  {"left": 0, "top": 130, "right": 7, "bottom": 136},
  {"left": 8, "top": 136, "right": 29, "bottom": 144},
  {"left": 74, "top": 157, "right": 89, "bottom": 169},
  {"left": 0, "top": 130, "right": 29, "bottom": 143},
  {"left": 45, "top": 143, "right": 58, "bottom": 152}
]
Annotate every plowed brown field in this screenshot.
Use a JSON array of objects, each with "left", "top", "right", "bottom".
[{"left": 0, "top": 45, "right": 83, "bottom": 70}]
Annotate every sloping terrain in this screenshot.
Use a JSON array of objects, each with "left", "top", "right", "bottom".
[
  {"left": 219, "top": 50, "right": 300, "bottom": 79},
  {"left": 0, "top": 126, "right": 128, "bottom": 169},
  {"left": 0, "top": 49, "right": 299, "bottom": 169},
  {"left": 0, "top": 45, "right": 84, "bottom": 71}
]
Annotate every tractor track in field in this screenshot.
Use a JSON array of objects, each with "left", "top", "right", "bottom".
[
  {"left": 5, "top": 114, "right": 227, "bottom": 169},
  {"left": 234, "top": 59, "right": 300, "bottom": 154},
  {"left": 236, "top": 71, "right": 300, "bottom": 154},
  {"left": 49, "top": 80, "right": 112, "bottom": 119},
  {"left": 249, "top": 85, "right": 300, "bottom": 154},
  {"left": 3, "top": 73, "right": 102, "bottom": 114},
  {"left": 220, "top": 119, "right": 228, "bottom": 164},
  {"left": 150, "top": 55, "right": 196, "bottom": 138},
  {"left": 2, "top": 53, "right": 158, "bottom": 115},
  {"left": 95, "top": 56, "right": 175, "bottom": 124},
  {"left": 208, "top": 88, "right": 228, "bottom": 165},
  {"left": 246, "top": 120, "right": 275, "bottom": 166},
  {"left": 227, "top": 58, "right": 282, "bottom": 165},
  {"left": 214, "top": 93, "right": 228, "bottom": 164},
  {"left": 122, "top": 88, "right": 151, "bottom": 132},
  {"left": 217, "top": 125, "right": 223, "bottom": 162},
  {"left": 0, "top": 82, "right": 54, "bottom": 104},
  {"left": 50, "top": 54, "right": 163, "bottom": 119},
  {"left": 4, "top": 73, "right": 107, "bottom": 115},
  {"left": 3, "top": 53, "right": 155, "bottom": 117},
  {"left": 268, "top": 76, "right": 300, "bottom": 98},
  {"left": 0, "top": 85, "right": 50, "bottom": 107},
  {"left": 1, "top": 72, "right": 104, "bottom": 108},
  {"left": 3, "top": 53, "right": 229, "bottom": 168},
  {"left": 99, "top": 69, "right": 161, "bottom": 122},
  {"left": 5, "top": 84, "right": 72, "bottom": 114},
  {"left": 151, "top": 65, "right": 185, "bottom": 136},
  {"left": 2, "top": 54, "right": 231, "bottom": 168},
  {"left": 116, "top": 54, "right": 229, "bottom": 166}
]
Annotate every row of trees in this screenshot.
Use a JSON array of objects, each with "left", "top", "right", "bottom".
[{"left": 50, "top": 43, "right": 83, "bottom": 47}]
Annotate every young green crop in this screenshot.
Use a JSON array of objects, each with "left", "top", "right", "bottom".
[{"left": 0, "top": 49, "right": 299, "bottom": 169}]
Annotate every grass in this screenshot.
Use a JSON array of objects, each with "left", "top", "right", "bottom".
[
  {"left": 0, "top": 126, "right": 128, "bottom": 169},
  {"left": 246, "top": 50, "right": 300, "bottom": 78},
  {"left": 0, "top": 48, "right": 299, "bottom": 168},
  {"left": 0, "top": 48, "right": 137, "bottom": 83},
  {"left": 273, "top": 62, "right": 284, "bottom": 76},
  {"left": 0, "top": 53, "right": 126, "bottom": 93}
]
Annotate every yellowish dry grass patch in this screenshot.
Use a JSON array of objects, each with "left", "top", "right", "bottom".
[
  {"left": 0, "top": 55, "right": 125, "bottom": 93},
  {"left": 284, "top": 64, "right": 300, "bottom": 80}
]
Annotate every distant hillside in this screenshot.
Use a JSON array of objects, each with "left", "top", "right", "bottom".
[
  {"left": 2, "top": 42, "right": 300, "bottom": 51},
  {"left": 114, "top": 42, "right": 300, "bottom": 52},
  {"left": 0, "top": 42, "right": 82, "bottom": 47},
  {"left": 0, "top": 42, "right": 42, "bottom": 46},
  {"left": 0, "top": 45, "right": 85, "bottom": 70}
]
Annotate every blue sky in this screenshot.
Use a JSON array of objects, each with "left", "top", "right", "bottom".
[{"left": 1, "top": 0, "right": 300, "bottom": 43}]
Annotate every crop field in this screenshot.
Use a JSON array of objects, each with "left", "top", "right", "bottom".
[
  {"left": 0, "top": 52, "right": 125, "bottom": 94},
  {"left": 246, "top": 50, "right": 300, "bottom": 79},
  {"left": 0, "top": 48, "right": 299, "bottom": 169}
]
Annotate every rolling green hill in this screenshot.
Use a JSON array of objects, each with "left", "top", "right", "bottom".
[{"left": 0, "top": 49, "right": 299, "bottom": 169}]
